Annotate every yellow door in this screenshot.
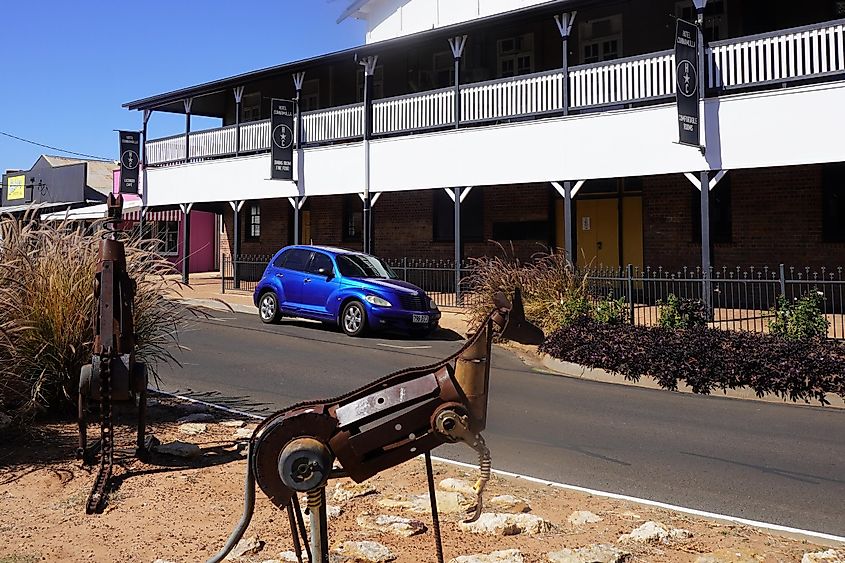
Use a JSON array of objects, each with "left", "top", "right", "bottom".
[
  {"left": 622, "top": 197, "right": 644, "bottom": 270},
  {"left": 576, "top": 199, "right": 619, "bottom": 269}
]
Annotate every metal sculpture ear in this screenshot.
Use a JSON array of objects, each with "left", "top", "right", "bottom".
[
  {"left": 500, "top": 288, "right": 545, "bottom": 345},
  {"left": 207, "top": 289, "right": 544, "bottom": 563}
]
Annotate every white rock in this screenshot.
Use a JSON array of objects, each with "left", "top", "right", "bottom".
[
  {"left": 176, "top": 413, "right": 215, "bottom": 423},
  {"left": 225, "top": 536, "right": 264, "bottom": 559},
  {"left": 439, "top": 477, "right": 476, "bottom": 497},
  {"left": 154, "top": 441, "right": 201, "bottom": 458},
  {"left": 220, "top": 420, "right": 246, "bottom": 428},
  {"left": 233, "top": 427, "right": 255, "bottom": 440},
  {"left": 378, "top": 491, "right": 474, "bottom": 515},
  {"left": 451, "top": 549, "right": 525, "bottom": 563},
  {"left": 332, "top": 480, "right": 377, "bottom": 503},
  {"left": 618, "top": 521, "right": 692, "bottom": 545},
  {"left": 459, "top": 513, "right": 554, "bottom": 536},
  {"left": 488, "top": 495, "right": 530, "bottom": 513},
  {"left": 695, "top": 547, "right": 765, "bottom": 563},
  {"left": 178, "top": 422, "right": 207, "bottom": 435},
  {"left": 276, "top": 552, "right": 302, "bottom": 563},
  {"left": 334, "top": 540, "right": 396, "bottom": 563},
  {"left": 568, "top": 510, "right": 603, "bottom": 526},
  {"left": 548, "top": 544, "right": 630, "bottom": 563},
  {"left": 356, "top": 514, "right": 426, "bottom": 537},
  {"left": 802, "top": 550, "right": 845, "bottom": 563}
]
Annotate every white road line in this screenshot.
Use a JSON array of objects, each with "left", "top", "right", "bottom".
[
  {"left": 151, "top": 389, "right": 845, "bottom": 546},
  {"left": 377, "top": 343, "right": 432, "bottom": 350}
]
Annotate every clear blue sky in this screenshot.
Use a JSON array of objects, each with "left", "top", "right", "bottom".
[{"left": 0, "top": 0, "right": 365, "bottom": 174}]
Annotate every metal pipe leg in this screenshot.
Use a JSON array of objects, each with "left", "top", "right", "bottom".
[
  {"left": 307, "top": 487, "right": 328, "bottom": 563},
  {"left": 425, "top": 452, "right": 445, "bottom": 563}
]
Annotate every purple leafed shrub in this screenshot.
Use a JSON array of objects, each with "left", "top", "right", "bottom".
[{"left": 540, "top": 318, "right": 845, "bottom": 405}]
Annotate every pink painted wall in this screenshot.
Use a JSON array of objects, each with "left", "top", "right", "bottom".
[{"left": 113, "top": 169, "right": 217, "bottom": 273}]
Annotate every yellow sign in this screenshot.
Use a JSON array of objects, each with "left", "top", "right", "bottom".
[{"left": 7, "top": 175, "right": 25, "bottom": 201}]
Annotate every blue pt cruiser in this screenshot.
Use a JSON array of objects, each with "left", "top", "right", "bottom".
[{"left": 253, "top": 245, "right": 441, "bottom": 337}]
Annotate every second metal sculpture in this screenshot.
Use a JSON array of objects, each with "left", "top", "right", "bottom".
[{"left": 208, "top": 290, "right": 543, "bottom": 563}]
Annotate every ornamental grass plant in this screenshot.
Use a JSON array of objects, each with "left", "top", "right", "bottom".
[
  {"left": 0, "top": 211, "right": 193, "bottom": 422},
  {"left": 463, "top": 244, "right": 590, "bottom": 335}
]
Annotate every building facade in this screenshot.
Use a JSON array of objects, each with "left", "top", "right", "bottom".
[{"left": 124, "top": 0, "right": 845, "bottom": 281}]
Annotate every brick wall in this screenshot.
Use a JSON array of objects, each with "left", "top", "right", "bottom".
[{"left": 643, "top": 164, "right": 845, "bottom": 270}]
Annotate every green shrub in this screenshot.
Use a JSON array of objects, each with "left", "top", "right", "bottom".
[
  {"left": 0, "top": 211, "right": 195, "bottom": 422},
  {"left": 657, "top": 294, "right": 708, "bottom": 329},
  {"left": 769, "top": 292, "right": 829, "bottom": 340},
  {"left": 593, "top": 293, "right": 628, "bottom": 325}
]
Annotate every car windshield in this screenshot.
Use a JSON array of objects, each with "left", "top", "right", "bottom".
[{"left": 336, "top": 254, "right": 398, "bottom": 279}]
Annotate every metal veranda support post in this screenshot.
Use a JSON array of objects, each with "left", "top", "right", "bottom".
[
  {"left": 294, "top": 197, "right": 300, "bottom": 245},
  {"left": 627, "top": 263, "right": 635, "bottom": 325},
  {"left": 551, "top": 181, "right": 575, "bottom": 265},
  {"left": 140, "top": 109, "right": 151, "bottom": 218},
  {"left": 233, "top": 86, "right": 244, "bottom": 156},
  {"left": 360, "top": 56, "right": 378, "bottom": 254},
  {"left": 454, "top": 187, "right": 462, "bottom": 305},
  {"left": 183, "top": 98, "right": 193, "bottom": 164},
  {"left": 700, "top": 170, "right": 712, "bottom": 315},
  {"left": 230, "top": 200, "right": 244, "bottom": 289},
  {"left": 294, "top": 72, "right": 306, "bottom": 246},
  {"left": 779, "top": 263, "right": 786, "bottom": 298},
  {"left": 554, "top": 11, "right": 576, "bottom": 113},
  {"left": 180, "top": 202, "right": 194, "bottom": 285},
  {"left": 448, "top": 35, "right": 467, "bottom": 128}
]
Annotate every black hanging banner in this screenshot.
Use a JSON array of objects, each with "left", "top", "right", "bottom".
[
  {"left": 270, "top": 99, "right": 295, "bottom": 181},
  {"left": 118, "top": 131, "right": 141, "bottom": 194},
  {"left": 675, "top": 18, "right": 700, "bottom": 147}
]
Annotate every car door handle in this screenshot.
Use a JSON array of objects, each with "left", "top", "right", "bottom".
[
  {"left": 275, "top": 273, "right": 284, "bottom": 278},
  {"left": 304, "top": 278, "right": 312, "bottom": 283}
]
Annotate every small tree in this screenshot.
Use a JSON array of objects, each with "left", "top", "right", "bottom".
[
  {"left": 657, "top": 294, "right": 708, "bottom": 329},
  {"left": 769, "top": 292, "right": 829, "bottom": 340}
]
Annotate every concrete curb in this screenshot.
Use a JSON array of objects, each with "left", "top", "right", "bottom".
[
  {"left": 179, "top": 298, "right": 256, "bottom": 316},
  {"left": 541, "top": 356, "right": 845, "bottom": 409}
]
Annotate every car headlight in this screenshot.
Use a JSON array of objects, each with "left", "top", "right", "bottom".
[
  {"left": 429, "top": 298, "right": 438, "bottom": 310},
  {"left": 365, "top": 295, "right": 392, "bottom": 307}
]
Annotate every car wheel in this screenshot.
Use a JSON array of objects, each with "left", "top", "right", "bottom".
[
  {"left": 258, "top": 292, "right": 281, "bottom": 324},
  {"left": 341, "top": 301, "right": 367, "bottom": 337}
]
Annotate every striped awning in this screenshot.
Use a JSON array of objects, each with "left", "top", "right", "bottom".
[
  {"left": 41, "top": 199, "right": 181, "bottom": 222},
  {"left": 123, "top": 207, "right": 181, "bottom": 222}
]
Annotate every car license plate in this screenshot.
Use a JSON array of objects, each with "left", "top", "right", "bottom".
[{"left": 412, "top": 314, "right": 429, "bottom": 324}]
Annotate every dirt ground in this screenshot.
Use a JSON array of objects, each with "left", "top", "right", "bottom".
[{"left": 0, "top": 398, "right": 839, "bottom": 563}]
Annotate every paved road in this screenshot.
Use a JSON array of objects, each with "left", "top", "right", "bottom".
[{"left": 158, "top": 311, "right": 845, "bottom": 536}]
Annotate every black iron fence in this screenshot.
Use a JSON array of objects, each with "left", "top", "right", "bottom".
[
  {"left": 586, "top": 265, "right": 845, "bottom": 339},
  {"left": 221, "top": 254, "right": 845, "bottom": 339},
  {"left": 222, "top": 254, "right": 272, "bottom": 293}
]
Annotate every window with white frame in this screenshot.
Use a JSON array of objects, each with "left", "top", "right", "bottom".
[
  {"left": 156, "top": 221, "right": 179, "bottom": 256},
  {"left": 356, "top": 65, "right": 384, "bottom": 102},
  {"left": 497, "top": 33, "right": 534, "bottom": 78},
  {"left": 300, "top": 79, "right": 320, "bottom": 112},
  {"left": 579, "top": 16, "right": 623, "bottom": 64},
  {"left": 241, "top": 92, "right": 262, "bottom": 122},
  {"left": 675, "top": 1, "right": 728, "bottom": 43},
  {"left": 248, "top": 202, "right": 260, "bottom": 239}
]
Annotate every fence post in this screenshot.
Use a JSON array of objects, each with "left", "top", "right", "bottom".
[
  {"left": 626, "top": 263, "right": 635, "bottom": 325},
  {"left": 403, "top": 257, "right": 408, "bottom": 281},
  {"left": 779, "top": 263, "right": 786, "bottom": 299}
]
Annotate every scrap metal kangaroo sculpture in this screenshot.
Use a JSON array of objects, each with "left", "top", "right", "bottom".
[{"left": 208, "top": 290, "right": 543, "bottom": 563}]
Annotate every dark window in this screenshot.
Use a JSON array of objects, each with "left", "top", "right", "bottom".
[
  {"left": 692, "top": 174, "right": 732, "bottom": 244},
  {"left": 282, "top": 249, "right": 311, "bottom": 272},
  {"left": 492, "top": 220, "right": 549, "bottom": 241},
  {"left": 307, "top": 252, "right": 334, "bottom": 275},
  {"left": 273, "top": 249, "right": 292, "bottom": 268},
  {"left": 823, "top": 162, "right": 845, "bottom": 242},
  {"left": 343, "top": 194, "right": 363, "bottom": 242},
  {"left": 433, "top": 189, "right": 483, "bottom": 242},
  {"left": 247, "top": 203, "right": 260, "bottom": 239},
  {"left": 157, "top": 221, "right": 179, "bottom": 255}
]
